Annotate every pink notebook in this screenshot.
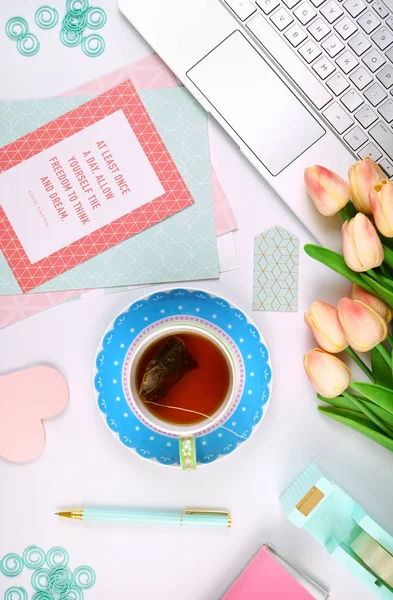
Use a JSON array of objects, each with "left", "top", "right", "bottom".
[{"left": 222, "top": 546, "right": 326, "bottom": 600}]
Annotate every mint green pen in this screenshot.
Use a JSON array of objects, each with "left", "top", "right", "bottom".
[{"left": 56, "top": 508, "right": 231, "bottom": 528}]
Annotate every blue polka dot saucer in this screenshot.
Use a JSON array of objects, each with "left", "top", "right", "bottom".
[{"left": 94, "top": 288, "right": 272, "bottom": 467}]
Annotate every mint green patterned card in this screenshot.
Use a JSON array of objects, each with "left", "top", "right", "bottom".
[{"left": 0, "top": 88, "right": 219, "bottom": 294}]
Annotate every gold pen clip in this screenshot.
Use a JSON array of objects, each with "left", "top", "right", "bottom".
[{"left": 185, "top": 509, "right": 232, "bottom": 528}]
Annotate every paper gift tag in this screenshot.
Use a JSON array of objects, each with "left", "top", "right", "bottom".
[{"left": 253, "top": 226, "right": 299, "bottom": 312}]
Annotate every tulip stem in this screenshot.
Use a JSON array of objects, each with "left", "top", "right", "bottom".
[
  {"left": 376, "top": 343, "right": 392, "bottom": 368},
  {"left": 379, "top": 264, "right": 392, "bottom": 279},
  {"left": 345, "top": 347, "right": 375, "bottom": 383},
  {"left": 387, "top": 333, "right": 393, "bottom": 350},
  {"left": 342, "top": 391, "right": 393, "bottom": 438}
]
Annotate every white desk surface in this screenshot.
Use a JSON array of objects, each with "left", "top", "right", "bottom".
[{"left": 1, "top": 2, "right": 392, "bottom": 599}]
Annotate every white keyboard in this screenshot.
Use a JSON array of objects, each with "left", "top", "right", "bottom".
[{"left": 223, "top": 0, "right": 393, "bottom": 175}]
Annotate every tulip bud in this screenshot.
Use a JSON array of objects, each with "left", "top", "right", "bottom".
[
  {"left": 369, "top": 179, "right": 393, "bottom": 237},
  {"left": 338, "top": 298, "right": 388, "bottom": 352},
  {"left": 342, "top": 213, "right": 384, "bottom": 272},
  {"left": 304, "top": 165, "right": 351, "bottom": 216},
  {"left": 349, "top": 157, "right": 385, "bottom": 214},
  {"left": 305, "top": 301, "right": 348, "bottom": 353},
  {"left": 303, "top": 349, "right": 351, "bottom": 398},
  {"left": 350, "top": 283, "right": 392, "bottom": 323}
]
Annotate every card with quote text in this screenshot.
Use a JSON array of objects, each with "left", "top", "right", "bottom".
[{"left": 0, "top": 80, "right": 194, "bottom": 293}]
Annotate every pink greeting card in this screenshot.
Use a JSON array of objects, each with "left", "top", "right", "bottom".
[
  {"left": 0, "top": 79, "right": 194, "bottom": 293},
  {"left": 0, "top": 54, "right": 237, "bottom": 329}
]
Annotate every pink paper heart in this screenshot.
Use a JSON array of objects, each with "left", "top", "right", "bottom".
[{"left": 0, "top": 366, "right": 69, "bottom": 463}]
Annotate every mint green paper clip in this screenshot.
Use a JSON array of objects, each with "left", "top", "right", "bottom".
[
  {"left": 5, "top": 17, "right": 28, "bottom": 40},
  {"left": 82, "top": 33, "right": 105, "bottom": 57},
  {"left": 35, "top": 7, "right": 59, "bottom": 29},
  {"left": 4, "top": 587, "right": 28, "bottom": 600},
  {"left": 281, "top": 462, "right": 393, "bottom": 598}
]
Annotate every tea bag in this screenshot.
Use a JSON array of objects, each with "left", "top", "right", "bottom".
[{"left": 139, "top": 336, "right": 198, "bottom": 403}]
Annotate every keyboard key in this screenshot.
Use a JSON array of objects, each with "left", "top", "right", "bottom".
[
  {"left": 341, "top": 88, "right": 364, "bottom": 110},
  {"left": 322, "top": 34, "right": 345, "bottom": 55},
  {"left": 247, "top": 15, "right": 332, "bottom": 108},
  {"left": 387, "top": 47, "right": 393, "bottom": 61},
  {"left": 358, "top": 10, "right": 381, "bottom": 33},
  {"left": 271, "top": 7, "right": 294, "bottom": 30},
  {"left": 283, "top": 0, "right": 302, "bottom": 8},
  {"left": 344, "top": 125, "right": 368, "bottom": 148},
  {"left": 313, "top": 55, "right": 336, "bottom": 77},
  {"left": 299, "top": 38, "right": 322, "bottom": 61},
  {"left": 336, "top": 49, "right": 359, "bottom": 72},
  {"left": 373, "top": 0, "right": 389, "bottom": 18},
  {"left": 256, "top": 0, "right": 280, "bottom": 13},
  {"left": 387, "top": 16, "right": 393, "bottom": 30},
  {"left": 310, "top": 0, "right": 326, "bottom": 6},
  {"left": 349, "top": 65, "right": 373, "bottom": 87},
  {"left": 327, "top": 71, "right": 350, "bottom": 93},
  {"left": 377, "top": 64, "right": 393, "bottom": 87},
  {"left": 355, "top": 103, "right": 378, "bottom": 126},
  {"left": 378, "top": 98, "right": 393, "bottom": 121},
  {"left": 335, "top": 16, "right": 358, "bottom": 39},
  {"left": 363, "top": 48, "right": 386, "bottom": 72},
  {"left": 343, "top": 0, "right": 366, "bottom": 16},
  {"left": 369, "top": 121, "right": 393, "bottom": 158},
  {"left": 225, "top": 0, "right": 256, "bottom": 20},
  {"left": 364, "top": 82, "right": 388, "bottom": 104},
  {"left": 372, "top": 27, "right": 393, "bottom": 50},
  {"left": 285, "top": 23, "right": 308, "bottom": 45},
  {"left": 294, "top": 2, "right": 317, "bottom": 23},
  {"left": 358, "top": 142, "right": 383, "bottom": 160},
  {"left": 324, "top": 102, "right": 354, "bottom": 131},
  {"left": 321, "top": 1, "right": 344, "bottom": 22},
  {"left": 308, "top": 18, "right": 331, "bottom": 40},
  {"left": 348, "top": 32, "right": 372, "bottom": 54},
  {"left": 380, "top": 158, "right": 393, "bottom": 176}
]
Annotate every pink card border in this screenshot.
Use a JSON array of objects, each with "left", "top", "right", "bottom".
[{"left": 0, "top": 79, "right": 194, "bottom": 293}]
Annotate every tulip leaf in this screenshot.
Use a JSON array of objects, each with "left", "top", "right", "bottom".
[
  {"left": 360, "top": 274, "right": 393, "bottom": 308},
  {"left": 339, "top": 202, "right": 357, "bottom": 222},
  {"left": 304, "top": 245, "right": 375, "bottom": 293},
  {"left": 350, "top": 381, "right": 393, "bottom": 415},
  {"left": 319, "top": 406, "right": 393, "bottom": 453},
  {"left": 383, "top": 245, "right": 393, "bottom": 270},
  {"left": 318, "top": 393, "right": 393, "bottom": 427},
  {"left": 371, "top": 347, "right": 392, "bottom": 388},
  {"left": 377, "top": 275, "right": 393, "bottom": 292}
]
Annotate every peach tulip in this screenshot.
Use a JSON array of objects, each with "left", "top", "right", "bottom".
[
  {"left": 303, "top": 349, "right": 351, "bottom": 398},
  {"left": 349, "top": 157, "right": 385, "bottom": 214},
  {"left": 304, "top": 165, "right": 351, "bottom": 216},
  {"left": 369, "top": 179, "right": 393, "bottom": 237},
  {"left": 338, "top": 298, "right": 388, "bottom": 352},
  {"left": 305, "top": 301, "right": 348, "bottom": 353},
  {"left": 350, "top": 283, "right": 392, "bottom": 323},
  {"left": 342, "top": 213, "right": 384, "bottom": 272}
]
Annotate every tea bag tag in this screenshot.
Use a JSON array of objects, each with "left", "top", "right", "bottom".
[{"left": 180, "top": 437, "right": 197, "bottom": 471}]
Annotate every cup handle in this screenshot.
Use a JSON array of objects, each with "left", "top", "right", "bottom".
[{"left": 179, "top": 437, "right": 197, "bottom": 471}]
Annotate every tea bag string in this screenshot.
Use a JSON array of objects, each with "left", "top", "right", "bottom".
[{"left": 144, "top": 401, "right": 248, "bottom": 440}]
